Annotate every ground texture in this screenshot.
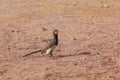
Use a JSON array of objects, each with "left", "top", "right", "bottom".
[{"left": 0, "top": 0, "right": 120, "bottom": 80}]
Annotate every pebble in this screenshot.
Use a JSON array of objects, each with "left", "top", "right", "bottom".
[{"left": 103, "top": 4, "right": 110, "bottom": 8}]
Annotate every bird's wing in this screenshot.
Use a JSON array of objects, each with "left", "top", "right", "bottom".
[
  {"left": 46, "top": 39, "right": 56, "bottom": 49},
  {"left": 41, "top": 39, "right": 56, "bottom": 53}
]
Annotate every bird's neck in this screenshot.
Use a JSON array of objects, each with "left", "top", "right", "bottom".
[{"left": 53, "top": 34, "right": 58, "bottom": 45}]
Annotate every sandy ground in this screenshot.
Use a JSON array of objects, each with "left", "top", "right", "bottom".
[{"left": 0, "top": 0, "right": 120, "bottom": 80}]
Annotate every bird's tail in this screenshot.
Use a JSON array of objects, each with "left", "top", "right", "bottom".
[{"left": 22, "top": 49, "right": 41, "bottom": 57}]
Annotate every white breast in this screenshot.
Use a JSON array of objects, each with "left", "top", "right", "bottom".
[
  {"left": 46, "top": 48, "right": 52, "bottom": 54},
  {"left": 45, "top": 45, "right": 56, "bottom": 55}
]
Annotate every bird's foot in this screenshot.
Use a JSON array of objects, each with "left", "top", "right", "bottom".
[{"left": 48, "top": 54, "right": 53, "bottom": 57}]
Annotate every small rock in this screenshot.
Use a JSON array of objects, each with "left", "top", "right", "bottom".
[
  {"left": 118, "top": 42, "right": 120, "bottom": 44},
  {"left": 11, "top": 30, "right": 15, "bottom": 33},
  {"left": 35, "top": 37, "right": 39, "bottom": 39},
  {"left": 46, "top": 68, "right": 49, "bottom": 71},
  {"left": 96, "top": 51, "right": 101, "bottom": 55},
  {"left": 25, "top": 47, "right": 29, "bottom": 50},
  {"left": 83, "top": 51, "right": 91, "bottom": 54},
  {"left": 0, "top": 71, "right": 4, "bottom": 76},
  {"left": 100, "top": 1, "right": 103, "bottom": 3},
  {"left": 107, "top": 57, "right": 112, "bottom": 61},
  {"left": 7, "top": 47, "right": 11, "bottom": 51},
  {"left": 103, "top": 4, "right": 110, "bottom": 8},
  {"left": 42, "top": 27, "right": 47, "bottom": 31},
  {"left": 74, "top": 62, "right": 78, "bottom": 65},
  {"left": 73, "top": 37, "right": 76, "bottom": 40},
  {"left": 56, "top": 49, "right": 61, "bottom": 52},
  {"left": 17, "top": 31, "right": 19, "bottom": 33}
]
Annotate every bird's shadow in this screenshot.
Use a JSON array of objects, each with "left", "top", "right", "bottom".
[{"left": 56, "top": 51, "right": 92, "bottom": 58}]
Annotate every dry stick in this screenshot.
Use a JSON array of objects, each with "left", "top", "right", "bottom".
[{"left": 23, "top": 49, "right": 41, "bottom": 57}]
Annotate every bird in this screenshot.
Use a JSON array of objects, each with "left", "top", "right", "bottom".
[{"left": 23, "top": 29, "right": 59, "bottom": 57}]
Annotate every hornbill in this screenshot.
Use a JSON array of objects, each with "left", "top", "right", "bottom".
[{"left": 23, "top": 29, "right": 58, "bottom": 57}]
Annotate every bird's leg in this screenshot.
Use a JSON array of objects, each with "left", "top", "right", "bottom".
[
  {"left": 45, "top": 48, "right": 53, "bottom": 57},
  {"left": 49, "top": 50, "right": 53, "bottom": 57}
]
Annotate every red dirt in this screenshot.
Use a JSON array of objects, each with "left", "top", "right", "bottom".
[{"left": 0, "top": 0, "right": 120, "bottom": 80}]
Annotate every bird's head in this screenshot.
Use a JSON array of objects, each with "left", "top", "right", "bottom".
[{"left": 53, "top": 29, "right": 58, "bottom": 35}]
